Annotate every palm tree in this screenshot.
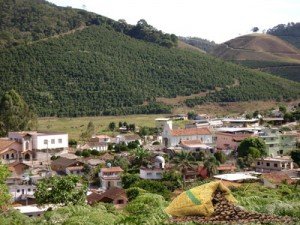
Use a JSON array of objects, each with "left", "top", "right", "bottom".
[
  {"left": 131, "top": 147, "right": 151, "bottom": 167},
  {"left": 204, "top": 156, "right": 220, "bottom": 177},
  {"left": 173, "top": 151, "right": 197, "bottom": 189}
]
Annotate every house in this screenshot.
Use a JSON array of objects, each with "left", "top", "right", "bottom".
[
  {"left": 222, "top": 118, "right": 259, "bottom": 127},
  {"left": 262, "top": 117, "right": 284, "bottom": 126},
  {"left": 99, "top": 166, "right": 123, "bottom": 190},
  {"left": 179, "top": 140, "right": 213, "bottom": 152},
  {"left": 14, "top": 205, "right": 49, "bottom": 217},
  {"left": 9, "top": 184, "right": 37, "bottom": 202},
  {"left": 79, "top": 141, "right": 108, "bottom": 152},
  {"left": 255, "top": 156, "right": 294, "bottom": 172},
  {"left": 87, "top": 187, "right": 128, "bottom": 207},
  {"left": 213, "top": 172, "right": 259, "bottom": 182},
  {"left": 0, "top": 139, "right": 24, "bottom": 163},
  {"left": 116, "top": 134, "right": 142, "bottom": 145},
  {"left": 51, "top": 157, "right": 84, "bottom": 175},
  {"left": 99, "top": 152, "right": 114, "bottom": 162},
  {"left": 258, "top": 129, "right": 298, "bottom": 156},
  {"left": 8, "top": 131, "right": 68, "bottom": 161},
  {"left": 162, "top": 121, "right": 213, "bottom": 147},
  {"left": 8, "top": 162, "right": 30, "bottom": 176},
  {"left": 140, "top": 156, "right": 165, "bottom": 180},
  {"left": 155, "top": 118, "right": 170, "bottom": 129},
  {"left": 216, "top": 128, "right": 257, "bottom": 151}
]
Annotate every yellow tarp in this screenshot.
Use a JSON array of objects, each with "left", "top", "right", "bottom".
[{"left": 165, "top": 181, "right": 237, "bottom": 217}]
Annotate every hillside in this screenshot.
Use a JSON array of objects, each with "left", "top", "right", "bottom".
[
  {"left": 211, "top": 33, "right": 300, "bottom": 82},
  {"left": 0, "top": 2, "right": 300, "bottom": 116},
  {"left": 1, "top": 24, "right": 300, "bottom": 116},
  {"left": 0, "top": 0, "right": 177, "bottom": 48},
  {"left": 179, "top": 36, "right": 216, "bottom": 53},
  {"left": 267, "top": 22, "right": 300, "bottom": 49}
]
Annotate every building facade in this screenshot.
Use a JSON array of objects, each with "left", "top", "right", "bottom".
[{"left": 162, "top": 121, "right": 213, "bottom": 147}]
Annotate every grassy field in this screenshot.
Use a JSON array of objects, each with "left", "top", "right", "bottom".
[{"left": 37, "top": 114, "right": 166, "bottom": 139}]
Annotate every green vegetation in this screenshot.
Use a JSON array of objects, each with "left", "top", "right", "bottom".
[
  {"left": 267, "top": 22, "right": 300, "bottom": 48},
  {"left": 0, "top": 163, "right": 10, "bottom": 211},
  {"left": 34, "top": 175, "right": 88, "bottom": 206},
  {"left": 179, "top": 36, "right": 216, "bottom": 52},
  {"left": 236, "top": 60, "right": 300, "bottom": 82},
  {"left": 1, "top": 6, "right": 300, "bottom": 115},
  {"left": 0, "top": 90, "right": 37, "bottom": 136},
  {"left": 0, "top": 0, "right": 177, "bottom": 49}
]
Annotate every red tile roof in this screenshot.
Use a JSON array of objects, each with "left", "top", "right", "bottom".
[
  {"left": 87, "top": 187, "right": 127, "bottom": 205},
  {"left": 101, "top": 166, "right": 123, "bottom": 173},
  {"left": 171, "top": 127, "right": 211, "bottom": 136},
  {"left": 0, "top": 139, "right": 19, "bottom": 154}
]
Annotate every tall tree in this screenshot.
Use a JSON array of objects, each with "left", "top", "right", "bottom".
[
  {"left": 0, "top": 89, "right": 37, "bottom": 136},
  {"left": 237, "top": 137, "right": 267, "bottom": 158},
  {"left": 80, "top": 121, "right": 95, "bottom": 141},
  {"left": 34, "top": 175, "right": 87, "bottom": 206},
  {"left": 204, "top": 156, "right": 220, "bottom": 177}
]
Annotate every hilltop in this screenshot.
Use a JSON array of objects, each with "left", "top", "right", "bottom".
[
  {"left": 179, "top": 36, "right": 216, "bottom": 53},
  {"left": 0, "top": 2, "right": 300, "bottom": 116},
  {"left": 212, "top": 33, "right": 300, "bottom": 82}
]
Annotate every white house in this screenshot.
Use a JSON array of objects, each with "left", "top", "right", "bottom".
[
  {"left": 99, "top": 166, "right": 123, "bottom": 190},
  {"left": 8, "top": 132, "right": 68, "bottom": 161},
  {"left": 162, "top": 121, "right": 213, "bottom": 147},
  {"left": 9, "top": 184, "right": 36, "bottom": 201},
  {"left": 140, "top": 156, "right": 165, "bottom": 180}
]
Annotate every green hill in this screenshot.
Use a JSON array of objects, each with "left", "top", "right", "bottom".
[
  {"left": 0, "top": 1, "right": 300, "bottom": 116},
  {"left": 0, "top": 0, "right": 177, "bottom": 48},
  {"left": 211, "top": 33, "right": 300, "bottom": 82}
]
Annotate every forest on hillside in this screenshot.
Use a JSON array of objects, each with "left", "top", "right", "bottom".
[
  {"left": 267, "top": 22, "right": 300, "bottom": 49},
  {"left": 0, "top": 25, "right": 300, "bottom": 117},
  {"left": 179, "top": 36, "right": 216, "bottom": 52},
  {"left": 0, "top": 0, "right": 177, "bottom": 48}
]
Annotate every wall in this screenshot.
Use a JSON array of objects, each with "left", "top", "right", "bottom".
[{"left": 32, "top": 134, "right": 68, "bottom": 150}]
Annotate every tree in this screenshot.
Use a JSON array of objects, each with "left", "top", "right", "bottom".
[
  {"left": 131, "top": 147, "right": 151, "bottom": 167},
  {"left": 0, "top": 163, "right": 10, "bottom": 211},
  {"left": 252, "top": 27, "right": 259, "bottom": 32},
  {"left": 204, "top": 156, "right": 220, "bottom": 177},
  {"left": 279, "top": 105, "right": 287, "bottom": 114},
  {"left": 187, "top": 111, "right": 197, "bottom": 120},
  {"left": 80, "top": 121, "right": 95, "bottom": 140},
  {"left": 237, "top": 137, "right": 267, "bottom": 158},
  {"left": 291, "top": 150, "right": 300, "bottom": 166},
  {"left": 108, "top": 122, "right": 116, "bottom": 131},
  {"left": 0, "top": 90, "right": 37, "bottom": 136},
  {"left": 35, "top": 175, "right": 87, "bottom": 206},
  {"left": 121, "top": 173, "right": 140, "bottom": 189},
  {"left": 214, "top": 151, "right": 227, "bottom": 164}
]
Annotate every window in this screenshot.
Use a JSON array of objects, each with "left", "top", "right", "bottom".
[
  {"left": 44, "top": 140, "right": 48, "bottom": 145},
  {"left": 28, "top": 188, "right": 31, "bottom": 192},
  {"left": 58, "top": 139, "right": 62, "bottom": 144},
  {"left": 257, "top": 162, "right": 260, "bottom": 165},
  {"left": 51, "top": 139, "right": 55, "bottom": 144},
  {"left": 274, "top": 163, "right": 278, "bottom": 168},
  {"left": 156, "top": 173, "right": 162, "bottom": 177},
  {"left": 146, "top": 172, "right": 152, "bottom": 176},
  {"left": 266, "top": 163, "right": 270, "bottom": 167},
  {"left": 17, "top": 189, "right": 20, "bottom": 193}
]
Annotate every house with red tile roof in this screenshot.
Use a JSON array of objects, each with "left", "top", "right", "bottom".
[
  {"left": 99, "top": 166, "right": 123, "bottom": 190},
  {"left": 162, "top": 121, "right": 213, "bottom": 147},
  {"left": 87, "top": 187, "right": 128, "bottom": 207}
]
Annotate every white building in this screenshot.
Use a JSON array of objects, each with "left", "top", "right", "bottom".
[
  {"left": 8, "top": 132, "right": 68, "bottom": 161},
  {"left": 99, "top": 166, "right": 123, "bottom": 190},
  {"left": 162, "top": 121, "right": 213, "bottom": 147},
  {"left": 9, "top": 184, "right": 36, "bottom": 201},
  {"left": 255, "top": 156, "right": 294, "bottom": 172},
  {"left": 222, "top": 118, "right": 259, "bottom": 127},
  {"left": 140, "top": 156, "right": 165, "bottom": 180}
]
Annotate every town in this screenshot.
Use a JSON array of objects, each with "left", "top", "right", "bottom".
[{"left": 1, "top": 105, "right": 299, "bottom": 221}]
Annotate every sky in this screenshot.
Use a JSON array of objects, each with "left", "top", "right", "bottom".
[{"left": 48, "top": 0, "right": 300, "bottom": 43}]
